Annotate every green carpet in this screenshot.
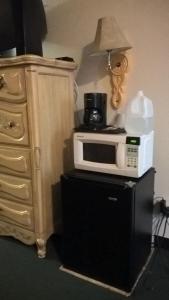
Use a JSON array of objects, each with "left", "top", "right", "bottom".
[{"left": 0, "top": 235, "right": 169, "bottom": 300}]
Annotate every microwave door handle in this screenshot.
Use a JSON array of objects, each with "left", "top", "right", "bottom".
[{"left": 116, "top": 143, "right": 125, "bottom": 169}]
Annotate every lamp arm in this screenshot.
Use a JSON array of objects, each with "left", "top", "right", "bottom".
[{"left": 107, "top": 50, "right": 112, "bottom": 71}]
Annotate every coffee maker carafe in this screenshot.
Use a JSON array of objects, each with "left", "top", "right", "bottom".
[{"left": 83, "top": 93, "right": 107, "bottom": 130}]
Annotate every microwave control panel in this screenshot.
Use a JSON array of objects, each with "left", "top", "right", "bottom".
[
  {"left": 126, "top": 145, "right": 138, "bottom": 168},
  {"left": 126, "top": 136, "right": 140, "bottom": 168}
]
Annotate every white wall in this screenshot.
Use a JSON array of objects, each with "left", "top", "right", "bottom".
[{"left": 43, "top": 0, "right": 169, "bottom": 236}]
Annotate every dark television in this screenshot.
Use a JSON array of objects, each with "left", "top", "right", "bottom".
[{"left": 0, "top": 0, "right": 47, "bottom": 57}]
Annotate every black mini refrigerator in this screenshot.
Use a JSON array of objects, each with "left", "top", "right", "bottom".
[{"left": 60, "top": 168, "right": 155, "bottom": 294}]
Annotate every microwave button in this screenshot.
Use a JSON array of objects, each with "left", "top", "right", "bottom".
[{"left": 127, "top": 158, "right": 137, "bottom": 167}]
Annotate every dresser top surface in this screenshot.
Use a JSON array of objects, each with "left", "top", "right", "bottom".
[{"left": 0, "top": 55, "right": 77, "bottom": 70}]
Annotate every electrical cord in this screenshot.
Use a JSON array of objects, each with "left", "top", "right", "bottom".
[
  {"left": 135, "top": 197, "right": 169, "bottom": 294},
  {"left": 152, "top": 197, "right": 169, "bottom": 247},
  {"left": 160, "top": 199, "right": 169, "bottom": 217},
  {"left": 74, "top": 80, "right": 81, "bottom": 127},
  {"left": 139, "top": 214, "right": 169, "bottom": 293},
  {"left": 153, "top": 212, "right": 169, "bottom": 272},
  {"left": 163, "top": 217, "right": 168, "bottom": 237},
  {"left": 151, "top": 214, "right": 164, "bottom": 248},
  {"left": 146, "top": 215, "right": 164, "bottom": 271},
  {"left": 74, "top": 80, "right": 79, "bottom": 104},
  {"left": 151, "top": 215, "right": 161, "bottom": 248}
]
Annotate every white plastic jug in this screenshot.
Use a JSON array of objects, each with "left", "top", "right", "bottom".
[{"left": 125, "top": 91, "right": 154, "bottom": 135}]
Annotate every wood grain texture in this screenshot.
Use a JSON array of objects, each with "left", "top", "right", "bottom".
[
  {"left": 0, "top": 147, "right": 32, "bottom": 177},
  {"left": 0, "top": 198, "right": 34, "bottom": 230},
  {"left": 0, "top": 68, "right": 26, "bottom": 102},
  {"left": 0, "top": 102, "right": 29, "bottom": 145},
  {"left": 0, "top": 55, "right": 76, "bottom": 256},
  {"left": 0, "top": 220, "right": 35, "bottom": 244},
  {"left": 0, "top": 173, "right": 32, "bottom": 203}
]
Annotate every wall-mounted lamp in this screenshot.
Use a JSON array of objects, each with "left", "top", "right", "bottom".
[{"left": 90, "top": 16, "right": 132, "bottom": 109}]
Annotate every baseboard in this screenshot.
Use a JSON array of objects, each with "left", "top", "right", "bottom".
[{"left": 154, "top": 235, "right": 169, "bottom": 250}]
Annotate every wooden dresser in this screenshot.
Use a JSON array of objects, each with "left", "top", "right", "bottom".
[{"left": 0, "top": 55, "right": 76, "bottom": 257}]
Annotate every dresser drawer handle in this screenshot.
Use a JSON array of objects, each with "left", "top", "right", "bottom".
[
  {"left": 0, "top": 74, "right": 5, "bottom": 89},
  {"left": 4, "top": 121, "right": 17, "bottom": 129},
  {"left": 8, "top": 121, "right": 16, "bottom": 128},
  {"left": 0, "top": 203, "right": 29, "bottom": 217}
]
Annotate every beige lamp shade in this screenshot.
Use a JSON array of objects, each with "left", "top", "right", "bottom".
[{"left": 90, "top": 16, "right": 132, "bottom": 56}]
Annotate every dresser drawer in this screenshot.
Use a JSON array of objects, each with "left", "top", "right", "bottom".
[
  {"left": 0, "top": 102, "right": 29, "bottom": 145},
  {"left": 0, "top": 198, "right": 34, "bottom": 230},
  {"left": 0, "top": 147, "right": 32, "bottom": 178},
  {"left": 0, "top": 174, "right": 32, "bottom": 204},
  {"left": 0, "top": 68, "right": 26, "bottom": 103}
]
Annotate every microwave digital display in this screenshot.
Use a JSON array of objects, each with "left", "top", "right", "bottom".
[
  {"left": 83, "top": 143, "right": 116, "bottom": 164},
  {"left": 126, "top": 137, "right": 140, "bottom": 145}
]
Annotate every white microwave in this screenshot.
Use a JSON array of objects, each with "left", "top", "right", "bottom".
[{"left": 74, "top": 131, "right": 154, "bottom": 178}]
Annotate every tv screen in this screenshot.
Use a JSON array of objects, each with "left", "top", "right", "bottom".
[{"left": 0, "top": 0, "right": 47, "bottom": 57}]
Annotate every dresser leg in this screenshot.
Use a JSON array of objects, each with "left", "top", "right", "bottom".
[{"left": 36, "top": 238, "right": 46, "bottom": 258}]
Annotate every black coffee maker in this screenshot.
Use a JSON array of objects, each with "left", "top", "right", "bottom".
[{"left": 83, "top": 93, "right": 107, "bottom": 130}]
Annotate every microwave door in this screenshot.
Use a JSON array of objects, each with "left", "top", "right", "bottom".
[{"left": 83, "top": 142, "right": 116, "bottom": 164}]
